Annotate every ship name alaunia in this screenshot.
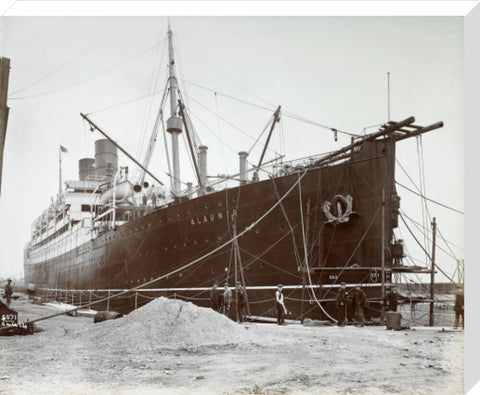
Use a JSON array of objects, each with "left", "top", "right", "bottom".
[{"left": 190, "top": 209, "right": 238, "bottom": 226}]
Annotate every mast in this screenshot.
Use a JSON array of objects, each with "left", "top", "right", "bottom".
[{"left": 166, "top": 21, "right": 183, "bottom": 196}]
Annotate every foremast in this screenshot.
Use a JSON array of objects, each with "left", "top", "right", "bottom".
[{"left": 166, "top": 21, "right": 183, "bottom": 196}]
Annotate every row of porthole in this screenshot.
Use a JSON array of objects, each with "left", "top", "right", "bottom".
[
  {"left": 136, "top": 235, "right": 224, "bottom": 255},
  {"left": 121, "top": 260, "right": 264, "bottom": 285},
  {"left": 124, "top": 272, "right": 182, "bottom": 285}
]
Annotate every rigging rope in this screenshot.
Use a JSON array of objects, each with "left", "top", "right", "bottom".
[
  {"left": 161, "top": 109, "right": 173, "bottom": 189},
  {"left": 135, "top": 79, "right": 170, "bottom": 183},
  {"left": 10, "top": 29, "right": 117, "bottom": 96},
  {"left": 297, "top": 173, "right": 337, "bottom": 323},
  {"left": 10, "top": 38, "right": 168, "bottom": 101},
  {"left": 416, "top": 136, "right": 429, "bottom": 266},
  {"left": 395, "top": 182, "right": 463, "bottom": 215},
  {"left": 214, "top": 91, "right": 228, "bottom": 174},
  {"left": 31, "top": 169, "right": 308, "bottom": 323},
  {"left": 186, "top": 108, "right": 237, "bottom": 155},
  {"left": 183, "top": 91, "right": 278, "bottom": 155},
  {"left": 399, "top": 214, "right": 457, "bottom": 285},
  {"left": 247, "top": 113, "right": 275, "bottom": 155},
  {"left": 181, "top": 45, "right": 276, "bottom": 108},
  {"left": 135, "top": 36, "right": 167, "bottom": 169},
  {"left": 400, "top": 210, "right": 461, "bottom": 259},
  {"left": 86, "top": 88, "right": 164, "bottom": 115},
  {"left": 183, "top": 79, "right": 359, "bottom": 137}
]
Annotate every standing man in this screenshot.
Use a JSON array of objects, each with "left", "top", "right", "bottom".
[
  {"left": 275, "top": 284, "right": 287, "bottom": 325},
  {"left": 4, "top": 279, "right": 13, "bottom": 307},
  {"left": 210, "top": 281, "right": 221, "bottom": 312},
  {"left": 236, "top": 282, "right": 247, "bottom": 323},
  {"left": 454, "top": 288, "right": 464, "bottom": 329},
  {"left": 222, "top": 282, "right": 232, "bottom": 317},
  {"left": 385, "top": 286, "right": 399, "bottom": 312},
  {"left": 336, "top": 282, "right": 348, "bottom": 326},
  {"left": 353, "top": 286, "right": 367, "bottom": 327}
]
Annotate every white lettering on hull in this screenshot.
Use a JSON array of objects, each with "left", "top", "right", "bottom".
[{"left": 190, "top": 210, "right": 230, "bottom": 226}]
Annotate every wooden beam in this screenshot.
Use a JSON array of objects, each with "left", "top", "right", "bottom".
[{"left": 0, "top": 57, "right": 11, "bottom": 196}]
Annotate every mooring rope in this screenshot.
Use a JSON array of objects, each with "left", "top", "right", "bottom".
[
  {"left": 30, "top": 169, "right": 309, "bottom": 323},
  {"left": 297, "top": 173, "right": 338, "bottom": 323}
]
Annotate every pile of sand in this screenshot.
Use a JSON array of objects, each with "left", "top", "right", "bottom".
[{"left": 85, "top": 297, "right": 254, "bottom": 350}]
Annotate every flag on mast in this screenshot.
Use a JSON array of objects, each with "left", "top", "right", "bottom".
[{"left": 59, "top": 145, "right": 67, "bottom": 194}]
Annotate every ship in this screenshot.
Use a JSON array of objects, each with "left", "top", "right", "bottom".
[{"left": 23, "top": 24, "right": 443, "bottom": 323}]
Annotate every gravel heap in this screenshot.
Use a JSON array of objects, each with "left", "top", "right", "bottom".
[{"left": 86, "top": 297, "right": 254, "bottom": 350}]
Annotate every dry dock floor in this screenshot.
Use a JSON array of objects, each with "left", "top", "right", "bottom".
[{"left": 0, "top": 298, "right": 463, "bottom": 394}]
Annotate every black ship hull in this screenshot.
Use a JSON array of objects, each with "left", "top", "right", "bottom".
[{"left": 25, "top": 138, "right": 397, "bottom": 320}]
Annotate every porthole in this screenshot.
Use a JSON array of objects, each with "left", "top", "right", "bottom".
[{"left": 279, "top": 224, "right": 285, "bottom": 230}]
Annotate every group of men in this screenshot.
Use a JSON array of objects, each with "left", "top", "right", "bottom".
[
  {"left": 335, "top": 283, "right": 368, "bottom": 326},
  {"left": 210, "top": 280, "right": 465, "bottom": 329},
  {"left": 211, "top": 282, "right": 287, "bottom": 325},
  {"left": 336, "top": 283, "right": 400, "bottom": 327},
  {"left": 210, "top": 281, "right": 248, "bottom": 322}
]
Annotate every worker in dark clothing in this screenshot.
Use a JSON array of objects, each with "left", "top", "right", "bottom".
[
  {"left": 275, "top": 284, "right": 287, "bottom": 325},
  {"left": 4, "top": 279, "right": 13, "bottom": 307},
  {"left": 336, "top": 282, "right": 348, "bottom": 326},
  {"left": 385, "top": 286, "right": 399, "bottom": 312},
  {"left": 236, "top": 282, "right": 247, "bottom": 323},
  {"left": 454, "top": 289, "right": 464, "bottom": 329},
  {"left": 353, "top": 286, "right": 367, "bottom": 327},
  {"left": 210, "top": 281, "right": 221, "bottom": 312},
  {"left": 222, "top": 282, "right": 232, "bottom": 317}
]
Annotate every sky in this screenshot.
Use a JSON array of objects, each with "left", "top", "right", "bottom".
[{"left": 0, "top": 15, "right": 465, "bottom": 286}]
